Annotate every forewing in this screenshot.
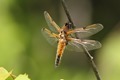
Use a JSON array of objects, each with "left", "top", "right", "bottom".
[
  {"left": 41, "top": 28, "right": 58, "bottom": 46},
  {"left": 66, "top": 38, "right": 102, "bottom": 52},
  {"left": 44, "top": 11, "right": 60, "bottom": 33},
  {"left": 68, "top": 24, "right": 103, "bottom": 38}
]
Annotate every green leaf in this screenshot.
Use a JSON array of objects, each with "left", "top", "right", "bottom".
[
  {"left": 6, "top": 76, "right": 14, "bottom": 80},
  {"left": 0, "top": 67, "right": 12, "bottom": 80},
  {"left": 15, "top": 74, "right": 30, "bottom": 80}
]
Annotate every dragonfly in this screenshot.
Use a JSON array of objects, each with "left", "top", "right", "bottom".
[{"left": 41, "top": 11, "right": 103, "bottom": 67}]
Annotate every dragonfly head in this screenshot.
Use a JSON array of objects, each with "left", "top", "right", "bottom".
[{"left": 65, "top": 22, "right": 72, "bottom": 29}]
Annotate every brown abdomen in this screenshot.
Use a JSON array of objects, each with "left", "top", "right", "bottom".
[{"left": 55, "top": 40, "right": 66, "bottom": 67}]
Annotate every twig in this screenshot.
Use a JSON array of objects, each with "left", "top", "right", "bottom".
[
  {"left": 61, "top": 0, "right": 75, "bottom": 28},
  {"left": 10, "top": 74, "right": 16, "bottom": 79},
  {"left": 81, "top": 45, "right": 101, "bottom": 80},
  {"left": 61, "top": 0, "right": 101, "bottom": 80},
  {"left": 61, "top": 0, "right": 78, "bottom": 38}
]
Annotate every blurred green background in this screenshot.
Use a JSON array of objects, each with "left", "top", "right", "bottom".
[{"left": 0, "top": 0, "right": 120, "bottom": 80}]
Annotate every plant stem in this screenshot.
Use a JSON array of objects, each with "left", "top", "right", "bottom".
[
  {"left": 11, "top": 74, "right": 16, "bottom": 79},
  {"left": 61, "top": 0, "right": 101, "bottom": 80},
  {"left": 61, "top": 0, "right": 75, "bottom": 28},
  {"left": 81, "top": 45, "right": 101, "bottom": 80},
  {"left": 61, "top": 0, "right": 79, "bottom": 38}
]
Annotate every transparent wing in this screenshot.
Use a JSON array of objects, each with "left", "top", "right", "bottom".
[
  {"left": 44, "top": 11, "right": 60, "bottom": 33},
  {"left": 67, "top": 24, "right": 103, "bottom": 38},
  {"left": 66, "top": 38, "right": 102, "bottom": 52},
  {"left": 41, "top": 28, "right": 58, "bottom": 46},
  {"left": 66, "top": 40, "right": 84, "bottom": 52}
]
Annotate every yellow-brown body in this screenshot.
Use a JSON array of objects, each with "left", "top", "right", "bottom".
[
  {"left": 55, "top": 25, "right": 69, "bottom": 67},
  {"left": 55, "top": 39, "right": 66, "bottom": 67}
]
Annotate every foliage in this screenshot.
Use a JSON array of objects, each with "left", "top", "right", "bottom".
[{"left": 0, "top": 67, "right": 30, "bottom": 80}]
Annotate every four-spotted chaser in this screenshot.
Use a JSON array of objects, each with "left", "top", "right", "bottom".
[{"left": 41, "top": 11, "right": 103, "bottom": 67}]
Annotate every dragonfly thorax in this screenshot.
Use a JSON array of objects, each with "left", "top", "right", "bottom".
[{"left": 59, "top": 29, "right": 68, "bottom": 43}]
